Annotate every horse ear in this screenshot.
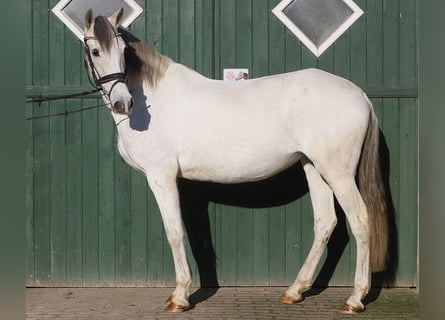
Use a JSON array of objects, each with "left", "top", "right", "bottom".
[
  {"left": 85, "top": 9, "right": 94, "bottom": 31},
  {"left": 109, "top": 8, "right": 124, "bottom": 28}
]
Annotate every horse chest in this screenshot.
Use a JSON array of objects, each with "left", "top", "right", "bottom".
[{"left": 116, "top": 133, "right": 147, "bottom": 174}]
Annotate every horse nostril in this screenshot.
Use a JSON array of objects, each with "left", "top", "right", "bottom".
[{"left": 114, "top": 101, "right": 125, "bottom": 113}]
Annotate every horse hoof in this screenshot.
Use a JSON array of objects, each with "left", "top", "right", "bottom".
[
  {"left": 164, "top": 302, "right": 190, "bottom": 313},
  {"left": 164, "top": 295, "right": 173, "bottom": 305},
  {"left": 340, "top": 304, "right": 365, "bottom": 314},
  {"left": 279, "top": 293, "right": 303, "bottom": 304}
]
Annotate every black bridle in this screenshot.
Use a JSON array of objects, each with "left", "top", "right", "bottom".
[{"left": 83, "top": 33, "right": 128, "bottom": 102}]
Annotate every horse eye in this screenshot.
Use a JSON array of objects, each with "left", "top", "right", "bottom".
[{"left": 91, "top": 49, "right": 100, "bottom": 57}]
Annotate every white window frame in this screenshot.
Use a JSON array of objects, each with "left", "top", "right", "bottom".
[
  {"left": 51, "top": 0, "right": 144, "bottom": 42},
  {"left": 272, "top": 0, "right": 364, "bottom": 57}
]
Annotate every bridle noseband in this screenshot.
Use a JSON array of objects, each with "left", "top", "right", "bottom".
[{"left": 84, "top": 33, "right": 128, "bottom": 102}]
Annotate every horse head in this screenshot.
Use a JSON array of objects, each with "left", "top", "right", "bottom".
[{"left": 84, "top": 8, "right": 133, "bottom": 115}]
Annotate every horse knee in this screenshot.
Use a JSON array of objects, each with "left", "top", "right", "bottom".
[{"left": 166, "top": 230, "right": 185, "bottom": 248}]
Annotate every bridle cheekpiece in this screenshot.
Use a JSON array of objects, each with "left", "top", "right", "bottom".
[{"left": 83, "top": 32, "right": 128, "bottom": 101}]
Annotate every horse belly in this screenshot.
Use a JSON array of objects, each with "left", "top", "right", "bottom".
[{"left": 178, "top": 140, "right": 302, "bottom": 183}]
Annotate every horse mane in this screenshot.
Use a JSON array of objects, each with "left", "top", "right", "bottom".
[{"left": 118, "top": 28, "right": 171, "bottom": 89}]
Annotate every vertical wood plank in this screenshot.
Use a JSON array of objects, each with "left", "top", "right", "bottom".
[
  {"left": 32, "top": 0, "right": 49, "bottom": 86},
  {"left": 333, "top": 30, "right": 351, "bottom": 79},
  {"left": 219, "top": 205, "right": 238, "bottom": 286},
  {"left": 33, "top": 111, "right": 51, "bottom": 286},
  {"left": 26, "top": 102, "right": 35, "bottom": 285},
  {"left": 63, "top": 25, "right": 82, "bottom": 86},
  {"left": 213, "top": 0, "right": 221, "bottom": 79},
  {"left": 366, "top": 0, "right": 383, "bottom": 87},
  {"left": 162, "top": 0, "right": 179, "bottom": 60},
  {"left": 218, "top": 0, "right": 236, "bottom": 70},
  {"left": 383, "top": 0, "right": 400, "bottom": 86},
  {"left": 49, "top": 0, "right": 65, "bottom": 86},
  {"left": 81, "top": 101, "right": 100, "bottom": 284},
  {"left": 235, "top": 0, "right": 252, "bottom": 70},
  {"left": 27, "top": 0, "right": 36, "bottom": 285},
  {"left": 114, "top": 155, "right": 133, "bottom": 285},
  {"left": 146, "top": 0, "right": 162, "bottom": 50},
  {"left": 236, "top": 207, "right": 254, "bottom": 285},
  {"left": 399, "top": 0, "right": 417, "bottom": 87},
  {"left": 252, "top": 0, "right": 269, "bottom": 78},
  {"left": 213, "top": 203, "right": 222, "bottom": 284},
  {"left": 98, "top": 108, "right": 116, "bottom": 286},
  {"left": 350, "top": 0, "right": 366, "bottom": 88},
  {"left": 268, "top": 0, "right": 285, "bottom": 75},
  {"left": 197, "top": 0, "right": 215, "bottom": 78},
  {"left": 285, "top": 17, "right": 302, "bottom": 72},
  {"left": 26, "top": 0, "right": 33, "bottom": 85},
  {"left": 32, "top": 0, "right": 51, "bottom": 286},
  {"left": 179, "top": 0, "right": 195, "bottom": 68},
  {"left": 269, "top": 206, "right": 286, "bottom": 285},
  {"left": 65, "top": 100, "right": 83, "bottom": 285},
  {"left": 397, "top": 98, "right": 418, "bottom": 285},
  {"left": 147, "top": 187, "right": 165, "bottom": 286},
  {"left": 131, "top": 171, "right": 148, "bottom": 285},
  {"left": 49, "top": 104, "right": 67, "bottom": 285},
  {"left": 284, "top": 199, "right": 301, "bottom": 283},
  {"left": 253, "top": 208, "right": 270, "bottom": 285},
  {"left": 195, "top": 0, "right": 204, "bottom": 74},
  {"left": 48, "top": 0, "right": 67, "bottom": 285}
]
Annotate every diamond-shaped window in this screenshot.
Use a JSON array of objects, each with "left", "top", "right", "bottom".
[
  {"left": 272, "top": 0, "right": 363, "bottom": 57},
  {"left": 52, "top": 0, "right": 143, "bottom": 42}
]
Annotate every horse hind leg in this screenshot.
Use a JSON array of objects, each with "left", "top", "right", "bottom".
[
  {"left": 323, "top": 174, "right": 371, "bottom": 314},
  {"left": 281, "top": 158, "right": 337, "bottom": 304}
]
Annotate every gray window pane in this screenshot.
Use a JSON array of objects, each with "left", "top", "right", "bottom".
[{"left": 283, "top": 0, "right": 354, "bottom": 48}]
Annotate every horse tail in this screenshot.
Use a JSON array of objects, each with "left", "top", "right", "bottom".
[{"left": 358, "top": 96, "right": 388, "bottom": 272}]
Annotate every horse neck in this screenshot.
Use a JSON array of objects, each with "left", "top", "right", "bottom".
[{"left": 126, "top": 41, "right": 170, "bottom": 91}]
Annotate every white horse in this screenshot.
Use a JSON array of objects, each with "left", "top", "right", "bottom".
[{"left": 83, "top": 9, "right": 388, "bottom": 314}]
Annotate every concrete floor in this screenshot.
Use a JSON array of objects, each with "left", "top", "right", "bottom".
[{"left": 26, "top": 286, "right": 418, "bottom": 320}]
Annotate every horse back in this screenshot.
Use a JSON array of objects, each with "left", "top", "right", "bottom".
[{"left": 141, "top": 66, "right": 370, "bottom": 182}]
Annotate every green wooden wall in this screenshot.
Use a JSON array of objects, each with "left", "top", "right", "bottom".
[{"left": 26, "top": 0, "right": 418, "bottom": 287}]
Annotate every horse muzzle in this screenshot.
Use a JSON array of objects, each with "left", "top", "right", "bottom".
[{"left": 113, "top": 98, "right": 134, "bottom": 115}]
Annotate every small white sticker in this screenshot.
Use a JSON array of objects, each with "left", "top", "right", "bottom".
[{"left": 223, "top": 68, "right": 249, "bottom": 81}]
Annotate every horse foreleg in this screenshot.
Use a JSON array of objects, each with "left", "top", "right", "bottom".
[
  {"left": 281, "top": 160, "right": 337, "bottom": 304},
  {"left": 147, "top": 174, "right": 192, "bottom": 312}
]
